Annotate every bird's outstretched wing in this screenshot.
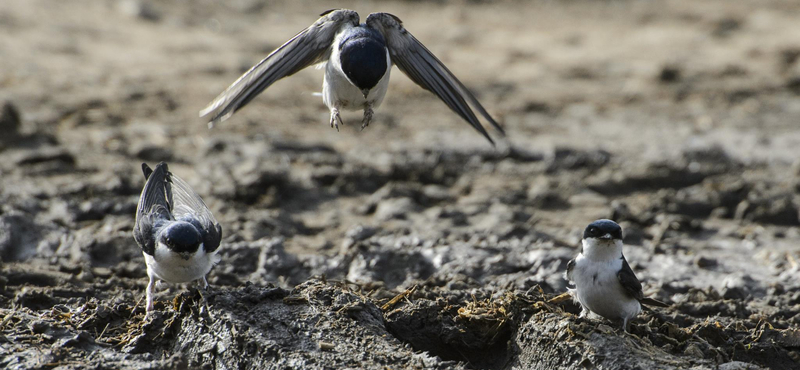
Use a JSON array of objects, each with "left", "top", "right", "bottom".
[
  {"left": 133, "top": 162, "right": 172, "bottom": 256},
  {"left": 200, "top": 9, "right": 360, "bottom": 125},
  {"left": 365, "top": 12, "right": 504, "bottom": 145},
  {"left": 169, "top": 171, "right": 223, "bottom": 253}
]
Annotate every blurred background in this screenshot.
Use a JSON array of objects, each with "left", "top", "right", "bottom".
[{"left": 1, "top": 0, "right": 800, "bottom": 367}]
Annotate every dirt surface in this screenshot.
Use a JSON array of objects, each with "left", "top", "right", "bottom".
[{"left": 2, "top": 0, "right": 800, "bottom": 369}]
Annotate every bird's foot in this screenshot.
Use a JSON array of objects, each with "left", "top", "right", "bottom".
[
  {"left": 361, "top": 107, "right": 374, "bottom": 131},
  {"left": 197, "top": 278, "right": 214, "bottom": 321},
  {"left": 329, "top": 108, "right": 343, "bottom": 131},
  {"left": 623, "top": 318, "right": 631, "bottom": 333}
]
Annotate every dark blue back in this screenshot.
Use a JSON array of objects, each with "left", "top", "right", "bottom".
[{"left": 339, "top": 27, "right": 388, "bottom": 91}]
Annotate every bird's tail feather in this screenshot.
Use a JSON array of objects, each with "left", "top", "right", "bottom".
[{"left": 640, "top": 297, "right": 669, "bottom": 308}]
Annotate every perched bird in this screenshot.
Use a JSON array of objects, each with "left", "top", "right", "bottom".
[
  {"left": 200, "top": 9, "right": 504, "bottom": 145},
  {"left": 133, "top": 162, "right": 222, "bottom": 315},
  {"left": 564, "top": 219, "right": 667, "bottom": 331}
]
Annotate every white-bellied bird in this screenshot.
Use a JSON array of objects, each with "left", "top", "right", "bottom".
[
  {"left": 200, "top": 9, "right": 504, "bottom": 145},
  {"left": 133, "top": 162, "right": 222, "bottom": 316},
  {"left": 565, "top": 219, "right": 667, "bottom": 331}
]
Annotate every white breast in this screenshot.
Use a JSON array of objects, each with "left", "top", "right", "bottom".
[
  {"left": 570, "top": 254, "right": 641, "bottom": 322},
  {"left": 144, "top": 242, "right": 219, "bottom": 284}
]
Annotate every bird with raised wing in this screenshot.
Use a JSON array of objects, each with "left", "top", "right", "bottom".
[
  {"left": 200, "top": 9, "right": 504, "bottom": 144},
  {"left": 133, "top": 162, "right": 222, "bottom": 316}
]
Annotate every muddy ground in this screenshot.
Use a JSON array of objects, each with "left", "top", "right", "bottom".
[{"left": 2, "top": 0, "right": 800, "bottom": 369}]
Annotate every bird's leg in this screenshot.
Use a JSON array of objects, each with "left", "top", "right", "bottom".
[
  {"left": 329, "top": 105, "right": 343, "bottom": 131},
  {"left": 623, "top": 318, "right": 631, "bottom": 333},
  {"left": 197, "top": 277, "right": 214, "bottom": 320},
  {"left": 361, "top": 103, "right": 374, "bottom": 131},
  {"left": 145, "top": 275, "right": 156, "bottom": 316}
]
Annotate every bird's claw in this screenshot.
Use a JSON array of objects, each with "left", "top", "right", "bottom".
[
  {"left": 361, "top": 108, "right": 373, "bottom": 131},
  {"left": 330, "top": 108, "right": 342, "bottom": 131}
]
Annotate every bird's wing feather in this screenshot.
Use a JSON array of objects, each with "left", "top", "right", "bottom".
[
  {"left": 365, "top": 12, "right": 504, "bottom": 145},
  {"left": 168, "top": 172, "right": 223, "bottom": 253},
  {"left": 200, "top": 9, "right": 359, "bottom": 125},
  {"left": 142, "top": 163, "right": 154, "bottom": 180},
  {"left": 133, "top": 163, "right": 172, "bottom": 256},
  {"left": 564, "top": 258, "right": 576, "bottom": 282},
  {"left": 617, "top": 256, "right": 644, "bottom": 301}
]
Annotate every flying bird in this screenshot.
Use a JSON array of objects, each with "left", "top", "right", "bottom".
[
  {"left": 200, "top": 9, "right": 504, "bottom": 144},
  {"left": 133, "top": 162, "right": 222, "bottom": 316},
  {"left": 565, "top": 219, "right": 667, "bottom": 332}
]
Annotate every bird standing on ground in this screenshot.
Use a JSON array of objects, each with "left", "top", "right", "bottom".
[
  {"left": 200, "top": 9, "right": 504, "bottom": 145},
  {"left": 133, "top": 162, "right": 222, "bottom": 316},
  {"left": 564, "top": 219, "right": 667, "bottom": 331}
]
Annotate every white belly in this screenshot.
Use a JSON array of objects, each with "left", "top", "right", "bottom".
[
  {"left": 143, "top": 243, "right": 219, "bottom": 283},
  {"left": 322, "top": 49, "right": 391, "bottom": 111},
  {"left": 571, "top": 256, "right": 641, "bottom": 322}
]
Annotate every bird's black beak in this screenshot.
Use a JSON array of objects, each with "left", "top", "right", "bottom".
[
  {"left": 599, "top": 233, "right": 613, "bottom": 240},
  {"left": 361, "top": 89, "right": 370, "bottom": 99},
  {"left": 179, "top": 252, "right": 193, "bottom": 260}
]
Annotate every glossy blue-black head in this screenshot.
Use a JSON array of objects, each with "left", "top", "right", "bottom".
[
  {"left": 339, "top": 27, "right": 388, "bottom": 96},
  {"left": 583, "top": 219, "right": 623, "bottom": 240},
  {"left": 159, "top": 221, "right": 202, "bottom": 254}
]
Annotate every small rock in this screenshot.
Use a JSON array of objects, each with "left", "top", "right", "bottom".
[
  {"left": 658, "top": 65, "right": 681, "bottom": 83},
  {"left": 694, "top": 256, "right": 718, "bottom": 269},
  {"left": 0, "top": 101, "right": 21, "bottom": 137}
]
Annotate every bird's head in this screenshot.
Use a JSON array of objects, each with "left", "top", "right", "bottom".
[
  {"left": 159, "top": 221, "right": 202, "bottom": 258},
  {"left": 581, "top": 219, "right": 624, "bottom": 260}
]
